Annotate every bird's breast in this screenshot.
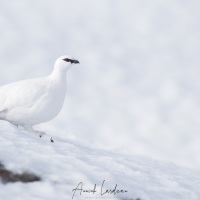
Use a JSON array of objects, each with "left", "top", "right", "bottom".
[{"left": 38, "top": 83, "right": 66, "bottom": 121}]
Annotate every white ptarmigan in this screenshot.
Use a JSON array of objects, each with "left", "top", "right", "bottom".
[{"left": 0, "top": 55, "right": 79, "bottom": 142}]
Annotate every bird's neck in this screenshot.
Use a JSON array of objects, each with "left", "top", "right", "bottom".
[{"left": 49, "top": 67, "right": 67, "bottom": 84}]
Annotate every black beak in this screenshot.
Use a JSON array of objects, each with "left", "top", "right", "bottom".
[{"left": 72, "top": 60, "right": 80, "bottom": 64}]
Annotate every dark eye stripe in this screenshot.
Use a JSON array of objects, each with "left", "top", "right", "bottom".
[
  {"left": 62, "top": 58, "right": 80, "bottom": 64},
  {"left": 63, "top": 58, "right": 70, "bottom": 62},
  {"left": 63, "top": 58, "right": 73, "bottom": 63}
]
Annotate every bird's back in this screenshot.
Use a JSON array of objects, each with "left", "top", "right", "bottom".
[{"left": 0, "top": 78, "right": 47, "bottom": 110}]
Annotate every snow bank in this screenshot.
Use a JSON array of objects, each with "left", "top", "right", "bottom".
[{"left": 0, "top": 121, "right": 200, "bottom": 200}]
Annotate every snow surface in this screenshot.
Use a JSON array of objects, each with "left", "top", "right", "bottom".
[
  {"left": 0, "top": 0, "right": 200, "bottom": 199},
  {"left": 0, "top": 121, "right": 200, "bottom": 200}
]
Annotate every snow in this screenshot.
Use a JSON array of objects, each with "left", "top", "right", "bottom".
[
  {"left": 0, "top": 0, "right": 200, "bottom": 199},
  {"left": 0, "top": 121, "right": 200, "bottom": 200}
]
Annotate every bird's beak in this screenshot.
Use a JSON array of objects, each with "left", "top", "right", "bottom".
[{"left": 73, "top": 60, "right": 80, "bottom": 64}]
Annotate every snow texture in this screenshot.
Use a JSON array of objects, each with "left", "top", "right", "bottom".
[{"left": 0, "top": 121, "right": 200, "bottom": 200}]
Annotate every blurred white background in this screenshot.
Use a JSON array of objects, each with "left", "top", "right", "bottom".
[{"left": 0, "top": 0, "right": 200, "bottom": 168}]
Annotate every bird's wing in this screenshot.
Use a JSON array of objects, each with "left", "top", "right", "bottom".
[{"left": 0, "top": 78, "right": 48, "bottom": 112}]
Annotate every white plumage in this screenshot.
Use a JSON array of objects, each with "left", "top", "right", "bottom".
[{"left": 0, "top": 55, "right": 79, "bottom": 142}]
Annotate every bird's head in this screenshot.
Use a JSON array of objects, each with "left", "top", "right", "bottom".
[{"left": 54, "top": 55, "right": 80, "bottom": 71}]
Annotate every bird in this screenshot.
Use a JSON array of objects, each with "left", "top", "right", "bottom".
[{"left": 0, "top": 55, "right": 79, "bottom": 142}]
